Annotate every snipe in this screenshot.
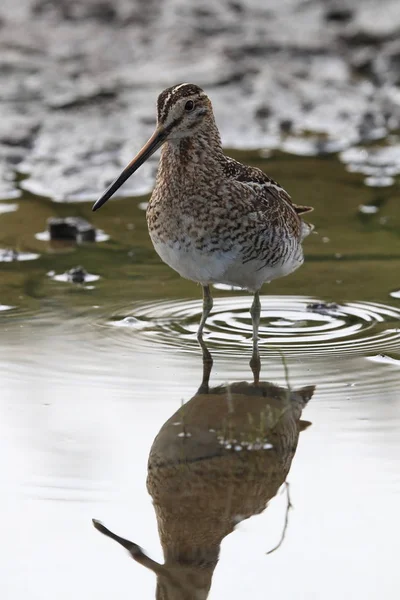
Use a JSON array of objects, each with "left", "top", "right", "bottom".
[{"left": 92, "top": 83, "right": 313, "bottom": 367}]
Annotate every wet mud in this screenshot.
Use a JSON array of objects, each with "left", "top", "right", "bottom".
[{"left": 1, "top": 0, "right": 400, "bottom": 200}]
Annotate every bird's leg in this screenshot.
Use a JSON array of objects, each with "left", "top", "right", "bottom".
[
  {"left": 250, "top": 290, "right": 261, "bottom": 344},
  {"left": 197, "top": 285, "right": 214, "bottom": 376},
  {"left": 196, "top": 335, "right": 213, "bottom": 394},
  {"left": 249, "top": 290, "right": 261, "bottom": 384},
  {"left": 197, "top": 285, "right": 213, "bottom": 340}
]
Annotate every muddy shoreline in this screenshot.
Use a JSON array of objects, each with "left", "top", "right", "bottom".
[{"left": 1, "top": 0, "right": 400, "bottom": 201}]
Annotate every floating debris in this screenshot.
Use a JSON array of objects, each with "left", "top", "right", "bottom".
[
  {"left": 49, "top": 266, "right": 100, "bottom": 284},
  {"left": 307, "top": 302, "right": 340, "bottom": 316},
  {"left": 0, "top": 249, "right": 39, "bottom": 262}
]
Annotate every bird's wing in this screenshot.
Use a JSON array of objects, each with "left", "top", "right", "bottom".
[{"left": 222, "top": 156, "right": 313, "bottom": 214}]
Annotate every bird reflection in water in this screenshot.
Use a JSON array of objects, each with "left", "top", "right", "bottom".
[{"left": 93, "top": 350, "right": 315, "bottom": 599}]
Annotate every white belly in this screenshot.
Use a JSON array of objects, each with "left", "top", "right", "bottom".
[
  {"left": 150, "top": 236, "right": 304, "bottom": 292},
  {"left": 151, "top": 237, "right": 235, "bottom": 283}
]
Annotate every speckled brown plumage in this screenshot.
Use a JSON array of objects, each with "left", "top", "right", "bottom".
[
  {"left": 91, "top": 364, "right": 314, "bottom": 599},
  {"left": 146, "top": 83, "right": 313, "bottom": 293},
  {"left": 92, "top": 83, "right": 314, "bottom": 353},
  {"left": 145, "top": 379, "right": 314, "bottom": 598}
]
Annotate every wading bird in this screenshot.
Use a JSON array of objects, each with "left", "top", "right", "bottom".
[{"left": 93, "top": 84, "right": 313, "bottom": 365}]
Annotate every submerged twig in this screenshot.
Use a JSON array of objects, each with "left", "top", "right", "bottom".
[
  {"left": 266, "top": 482, "right": 293, "bottom": 555},
  {"left": 276, "top": 348, "right": 291, "bottom": 402}
]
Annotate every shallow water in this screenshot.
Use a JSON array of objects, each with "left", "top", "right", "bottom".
[{"left": 1, "top": 150, "right": 400, "bottom": 599}]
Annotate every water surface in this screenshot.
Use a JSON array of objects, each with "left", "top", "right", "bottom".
[{"left": 0, "top": 150, "right": 399, "bottom": 599}]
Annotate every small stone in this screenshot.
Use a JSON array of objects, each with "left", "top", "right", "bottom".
[
  {"left": 307, "top": 302, "right": 340, "bottom": 315},
  {"left": 279, "top": 119, "right": 293, "bottom": 134},
  {"left": 47, "top": 217, "right": 96, "bottom": 242},
  {"left": 324, "top": 7, "right": 353, "bottom": 23},
  {"left": 66, "top": 266, "right": 88, "bottom": 284}
]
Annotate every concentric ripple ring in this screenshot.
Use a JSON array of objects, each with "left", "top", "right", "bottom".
[{"left": 104, "top": 295, "right": 400, "bottom": 358}]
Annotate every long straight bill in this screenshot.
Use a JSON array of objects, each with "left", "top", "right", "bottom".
[
  {"left": 92, "top": 519, "right": 173, "bottom": 578},
  {"left": 92, "top": 126, "right": 167, "bottom": 211}
]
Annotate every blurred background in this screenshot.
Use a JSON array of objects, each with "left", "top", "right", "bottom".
[
  {"left": 1, "top": 2, "right": 400, "bottom": 600},
  {"left": 1, "top": 0, "right": 400, "bottom": 200}
]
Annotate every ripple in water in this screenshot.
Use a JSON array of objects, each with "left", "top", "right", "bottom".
[{"left": 104, "top": 296, "right": 400, "bottom": 358}]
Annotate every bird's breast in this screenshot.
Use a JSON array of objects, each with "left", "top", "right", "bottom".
[{"left": 146, "top": 188, "right": 305, "bottom": 288}]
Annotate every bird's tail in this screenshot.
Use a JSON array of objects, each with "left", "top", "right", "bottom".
[{"left": 301, "top": 220, "right": 314, "bottom": 240}]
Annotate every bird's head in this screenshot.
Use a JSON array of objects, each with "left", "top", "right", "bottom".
[
  {"left": 92, "top": 519, "right": 214, "bottom": 600},
  {"left": 92, "top": 83, "right": 211, "bottom": 211},
  {"left": 156, "top": 83, "right": 211, "bottom": 139}
]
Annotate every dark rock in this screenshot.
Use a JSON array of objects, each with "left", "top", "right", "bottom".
[
  {"left": 279, "top": 119, "right": 293, "bottom": 134},
  {"left": 48, "top": 217, "right": 77, "bottom": 240},
  {"left": 255, "top": 105, "right": 271, "bottom": 120},
  {"left": 307, "top": 302, "right": 340, "bottom": 315},
  {"left": 324, "top": 7, "right": 354, "bottom": 23},
  {"left": 47, "top": 217, "right": 96, "bottom": 242},
  {"left": 65, "top": 266, "right": 88, "bottom": 284}
]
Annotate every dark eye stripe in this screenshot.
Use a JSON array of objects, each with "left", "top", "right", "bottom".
[
  {"left": 157, "top": 84, "right": 207, "bottom": 122},
  {"left": 165, "top": 114, "right": 184, "bottom": 132}
]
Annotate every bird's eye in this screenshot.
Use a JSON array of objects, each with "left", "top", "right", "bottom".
[{"left": 185, "top": 100, "right": 195, "bottom": 111}]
